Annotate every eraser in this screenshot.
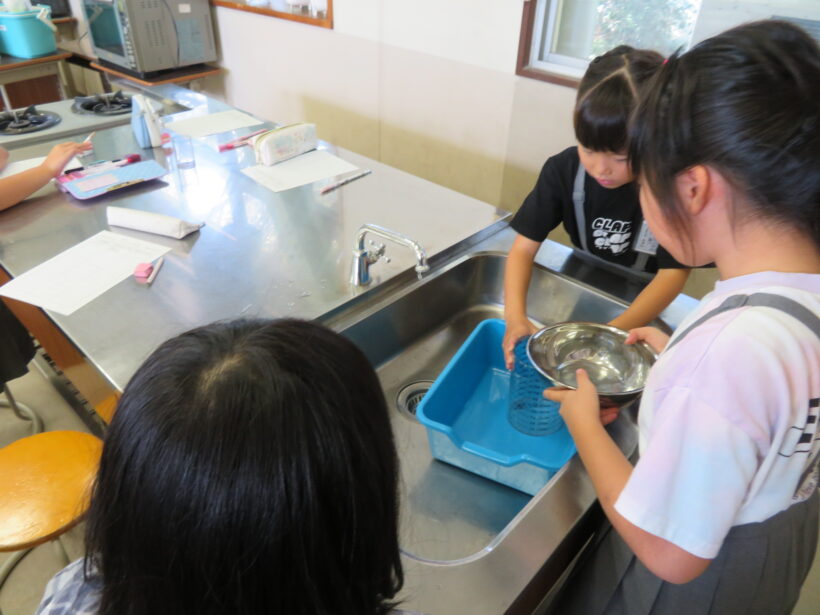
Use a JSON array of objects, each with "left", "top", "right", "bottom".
[{"left": 134, "top": 262, "right": 154, "bottom": 278}]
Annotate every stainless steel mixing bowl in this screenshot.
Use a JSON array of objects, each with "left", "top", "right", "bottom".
[{"left": 526, "top": 322, "right": 658, "bottom": 404}]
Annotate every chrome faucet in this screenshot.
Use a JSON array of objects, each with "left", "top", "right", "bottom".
[{"left": 350, "top": 223, "right": 429, "bottom": 286}]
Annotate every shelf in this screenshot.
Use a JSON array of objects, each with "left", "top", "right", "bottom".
[
  {"left": 90, "top": 62, "right": 223, "bottom": 87},
  {"left": 0, "top": 51, "right": 71, "bottom": 72}
]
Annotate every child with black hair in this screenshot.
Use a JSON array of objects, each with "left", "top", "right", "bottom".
[
  {"left": 547, "top": 20, "right": 820, "bottom": 615},
  {"left": 36, "top": 319, "right": 410, "bottom": 615},
  {"left": 503, "top": 45, "right": 690, "bottom": 368}
]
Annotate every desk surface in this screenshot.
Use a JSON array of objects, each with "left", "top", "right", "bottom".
[
  {"left": 0, "top": 85, "right": 504, "bottom": 391},
  {"left": 0, "top": 52, "right": 71, "bottom": 71}
]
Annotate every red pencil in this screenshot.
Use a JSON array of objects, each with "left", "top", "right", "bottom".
[{"left": 218, "top": 128, "right": 269, "bottom": 152}]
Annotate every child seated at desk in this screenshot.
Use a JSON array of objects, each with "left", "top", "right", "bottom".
[
  {"left": 0, "top": 139, "right": 91, "bottom": 392},
  {"left": 0, "top": 141, "right": 91, "bottom": 211}
]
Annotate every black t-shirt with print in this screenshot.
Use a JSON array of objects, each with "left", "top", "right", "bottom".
[{"left": 511, "top": 147, "right": 685, "bottom": 273}]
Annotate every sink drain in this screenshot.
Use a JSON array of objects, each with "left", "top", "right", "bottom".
[{"left": 396, "top": 380, "right": 434, "bottom": 420}]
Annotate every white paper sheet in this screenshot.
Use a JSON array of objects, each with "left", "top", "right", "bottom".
[
  {"left": 0, "top": 156, "right": 82, "bottom": 199},
  {"left": 0, "top": 231, "right": 170, "bottom": 316},
  {"left": 241, "top": 150, "right": 359, "bottom": 193},
  {"left": 165, "top": 110, "right": 265, "bottom": 139}
]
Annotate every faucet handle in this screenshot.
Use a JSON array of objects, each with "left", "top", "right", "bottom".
[{"left": 366, "top": 241, "right": 386, "bottom": 264}]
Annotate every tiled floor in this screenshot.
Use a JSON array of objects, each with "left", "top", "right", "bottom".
[{"left": 1, "top": 361, "right": 819, "bottom": 615}]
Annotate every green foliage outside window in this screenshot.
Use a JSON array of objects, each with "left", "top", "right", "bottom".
[{"left": 592, "top": 0, "right": 701, "bottom": 57}]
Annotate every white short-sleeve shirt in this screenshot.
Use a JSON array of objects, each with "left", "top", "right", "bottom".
[{"left": 615, "top": 272, "right": 820, "bottom": 559}]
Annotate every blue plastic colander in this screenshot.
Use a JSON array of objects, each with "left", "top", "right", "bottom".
[{"left": 508, "top": 337, "right": 562, "bottom": 435}]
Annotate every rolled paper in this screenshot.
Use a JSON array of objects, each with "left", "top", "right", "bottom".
[{"left": 107, "top": 206, "right": 203, "bottom": 239}]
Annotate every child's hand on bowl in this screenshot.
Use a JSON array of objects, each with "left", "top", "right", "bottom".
[
  {"left": 625, "top": 326, "right": 670, "bottom": 354},
  {"left": 545, "top": 368, "right": 620, "bottom": 428},
  {"left": 503, "top": 317, "right": 539, "bottom": 370}
]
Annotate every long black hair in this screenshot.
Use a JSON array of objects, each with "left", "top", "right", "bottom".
[
  {"left": 629, "top": 20, "right": 820, "bottom": 248},
  {"left": 574, "top": 45, "right": 664, "bottom": 153},
  {"left": 84, "top": 318, "right": 403, "bottom": 615}
]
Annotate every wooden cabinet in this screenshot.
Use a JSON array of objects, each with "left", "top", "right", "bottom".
[{"left": 0, "top": 74, "right": 61, "bottom": 109}]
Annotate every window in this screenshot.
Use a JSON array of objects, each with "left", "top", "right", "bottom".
[
  {"left": 212, "top": 0, "right": 333, "bottom": 29},
  {"left": 517, "top": 0, "right": 820, "bottom": 87},
  {"left": 518, "top": 0, "right": 701, "bottom": 85}
]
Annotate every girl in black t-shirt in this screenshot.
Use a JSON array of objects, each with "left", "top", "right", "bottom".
[{"left": 503, "top": 46, "right": 691, "bottom": 368}]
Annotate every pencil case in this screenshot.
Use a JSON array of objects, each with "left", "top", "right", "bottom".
[{"left": 253, "top": 123, "right": 317, "bottom": 166}]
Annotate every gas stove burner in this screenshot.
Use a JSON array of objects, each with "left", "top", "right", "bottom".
[
  {"left": 72, "top": 91, "right": 133, "bottom": 116},
  {"left": 0, "top": 106, "right": 61, "bottom": 135}
]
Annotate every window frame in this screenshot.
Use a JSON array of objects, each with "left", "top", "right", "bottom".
[
  {"left": 211, "top": 0, "right": 333, "bottom": 30},
  {"left": 516, "top": 0, "right": 581, "bottom": 89}
]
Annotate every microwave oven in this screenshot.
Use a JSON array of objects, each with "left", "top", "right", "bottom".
[{"left": 83, "top": 0, "right": 217, "bottom": 78}]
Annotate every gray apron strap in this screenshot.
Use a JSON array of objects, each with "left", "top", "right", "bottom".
[
  {"left": 571, "top": 162, "right": 651, "bottom": 274},
  {"left": 667, "top": 292, "right": 820, "bottom": 351},
  {"left": 632, "top": 251, "right": 650, "bottom": 272},
  {"left": 572, "top": 163, "right": 588, "bottom": 252}
]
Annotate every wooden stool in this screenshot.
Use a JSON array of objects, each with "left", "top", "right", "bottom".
[{"left": 0, "top": 431, "right": 102, "bottom": 603}]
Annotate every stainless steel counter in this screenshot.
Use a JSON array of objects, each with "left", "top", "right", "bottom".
[{"left": 0, "top": 95, "right": 505, "bottom": 391}]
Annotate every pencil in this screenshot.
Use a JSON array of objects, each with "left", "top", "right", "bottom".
[
  {"left": 320, "top": 169, "right": 372, "bottom": 195},
  {"left": 218, "top": 128, "right": 269, "bottom": 152},
  {"left": 83, "top": 131, "right": 96, "bottom": 144},
  {"left": 146, "top": 257, "right": 164, "bottom": 285}
]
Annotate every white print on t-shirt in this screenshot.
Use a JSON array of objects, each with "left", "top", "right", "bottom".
[
  {"left": 788, "top": 397, "right": 820, "bottom": 501},
  {"left": 591, "top": 217, "right": 632, "bottom": 255}
]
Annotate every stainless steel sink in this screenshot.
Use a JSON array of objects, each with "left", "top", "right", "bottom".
[
  {"left": 323, "top": 228, "right": 697, "bottom": 615},
  {"left": 336, "top": 252, "right": 634, "bottom": 561}
]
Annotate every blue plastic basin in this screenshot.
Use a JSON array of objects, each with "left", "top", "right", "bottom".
[{"left": 416, "top": 318, "right": 576, "bottom": 495}]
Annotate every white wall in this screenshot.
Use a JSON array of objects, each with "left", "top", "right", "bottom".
[
  {"left": 335, "top": 0, "right": 522, "bottom": 74},
  {"left": 693, "top": 0, "right": 820, "bottom": 42}
]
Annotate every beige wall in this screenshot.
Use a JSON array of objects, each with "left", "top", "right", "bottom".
[{"left": 200, "top": 2, "right": 720, "bottom": 297}]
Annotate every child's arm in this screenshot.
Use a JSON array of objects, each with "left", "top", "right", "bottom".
[
  {"left": 608, "top": 268, "right": 690, "bottom": 330},
  {"left": 503, "top": 234, "right": 542, "bottom": 369},
  {"left": 0, "top": 141, "right": 91, "bottom": 212},
  {"left": 547, "top": 370, "right": 712, "bottom": 584}
]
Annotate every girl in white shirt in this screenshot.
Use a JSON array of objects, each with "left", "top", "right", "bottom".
[{"left": 546, "top": 19, "right": 820, "bottom": 615}]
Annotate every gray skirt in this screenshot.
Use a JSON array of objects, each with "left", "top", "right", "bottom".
[
  {"left": 551, "top": 490, "right": 819, "bottom": 615},
  {"left": 0, "top": 302, "right": 35, "bottom": 385}
]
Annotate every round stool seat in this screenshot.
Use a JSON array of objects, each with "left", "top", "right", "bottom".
[{"left": 0, "top": 431, "right": 102, "bottom": 551}]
